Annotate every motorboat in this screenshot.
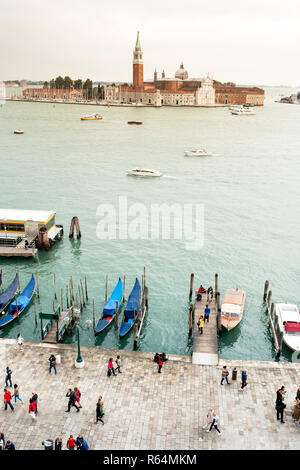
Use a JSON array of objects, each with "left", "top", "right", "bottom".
[
  {"left": 184, "top": 149, "right": 212, "bottom": 157},
  {"left": 276, "top": 303, "right": 300, "bottom": 352},
  {"left": 126, "top": 168, "right": 163, "bottom": 177},
  {"left": 14, "top": 129, "right": 24, "bottom": 134},
  {"left": 230, "top": 107, "right": 256, "bottom": 115},
  {"left": 80, "top": 113, "right": 103, "bottom": 120},
  {"left": 221, "top": 288, "right": 246, "bottom": 330},
  {"left": 128, "top": 121, "right": 143, "bottom": 125}
]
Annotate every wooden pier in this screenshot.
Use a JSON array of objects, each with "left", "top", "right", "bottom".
[
  {"left": 40, "top": 306, "right": 79, "bottom": 344},
  {"left": 0, "top": 245, "right": 37, "bottom": 258},
  {"left": 192, "top": 289, "right": 218, "bottom": 365}
]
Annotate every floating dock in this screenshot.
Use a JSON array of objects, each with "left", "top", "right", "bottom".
[
  {"left": 192, "top": 290, "right": 218, "bottom": 365},
  {"left": 0, "top": 245, "right": 37, "bottom": 258}
]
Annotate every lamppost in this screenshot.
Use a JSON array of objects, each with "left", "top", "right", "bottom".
[{"left": 74, "top": 319, "right": 92, "bottom": 369}]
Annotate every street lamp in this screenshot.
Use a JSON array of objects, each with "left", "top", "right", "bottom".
[{"left": 74, "top": 319, "right": 92, "bottom": 369}]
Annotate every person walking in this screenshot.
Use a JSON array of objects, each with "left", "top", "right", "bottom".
[
  {"left": 17, "top": 333, "right": 24, "bottom": 351},
  {"left": 66, "top": 435, "right": 76, "bottom": 450},
  {"left": 74, "top": 386, "right": 82, "bottom": 408},
  {"left": 107, "top": 358, "right": 116, "bottom": 377},
  {"left": 31, "top": 392, "right": 38, "bottom": 414},
  {"left": 3, "top": 389, "right": 14, "bottom": 412},
  {"left": 78, "top": 436, "right": 89, "bottom": 450},
  {"left": 75, "top": 433, "right": 83, "bottom": 450},
  {"left": 204, "top": 305, "right": 210, "bottom": 323},
  {"left": 96, "top": 396, "right": 104, "bottom": 424},
  {"left": 115, "top": 355, "right": 122, "bottom": 373},
  {"left": 65, "top": 388, "right": 80, "bottom": 412},
  {"left": 295, "top": 387, "right": 300, "bottom": 403},
  {"left": 220, "top": 366, "right": 230, "bottom": 385},
  {"left": 240, "top": 370, "right": 248, "bottom": 391},
  {"left": 29, "top": 398, "right": 37, "bottom": 421},
  {"left": 0, "top": 433, "right": 5, "bottom": 450},
  {"left": 207, "top": 412, "right": 222, "bottom": 435},
  {"left": 276, "top": 386, "right": 286, "bottom": 423},
  {"left": 197, "top": 316, "right": 204, "bottom": 334},
  {"left": 4, "top": 440, "right": 15, "bottom": 450},
  {"left": 157, "top": 354, "right": 163, "bottom": 373},
  {"left": 49, "top": 354, "right": 57, "bottom": 375},
  {"left": 5, "top": 367, "right": 12, "bottom": 388},
  {"left": 202, "top": 408, "right": 214, "bottom": 430},
  {"left": 54, "top": 437, "right": 62, "bottom": 450},
  {"left": 13, "top": 384, "right": 23, "bottom": 404}
]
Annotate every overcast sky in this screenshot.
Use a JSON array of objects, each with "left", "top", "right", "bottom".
[{"left": 1, "top": 0, "right": 299, "bottom": 85}]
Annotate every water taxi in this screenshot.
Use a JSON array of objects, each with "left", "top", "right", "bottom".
[
  {"left": 80, "top": 113, "right": 103, "bottom": 121},
  {"left": 221, "top": 288, "right": 246, "bottom": 331},
  {"left": 0, "top": 209, "right": 63, "bottom": 248},
  {"left": 126, "top": 168, "right": 163, "bottom": 177},
  {"left": 14, "top": 129, "right": 24, "bottom": 134},
  {"left": 230, "top": 107, "right": 256, "bottom": 115},
  {"left": 184, "top": 149, "right": 212, "bottom": 157},
  {"left": 276, "top": 303, "right": 300, "bottom": 352},
  {"left": 128, "top": 121, "right": 143, "bottom": 125}
]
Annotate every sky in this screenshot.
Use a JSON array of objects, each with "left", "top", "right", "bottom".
[{"left": 1, "top": 0, "right": 299, "bottom": 86}]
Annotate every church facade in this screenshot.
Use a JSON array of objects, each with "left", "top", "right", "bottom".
[{"left": 104, "top": 32, "right": 264, "bottom": 107}]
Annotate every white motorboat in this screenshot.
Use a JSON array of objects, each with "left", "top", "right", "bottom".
[
  {"left": 221, "top": 288, "right": 246, "bottom": 331},
  {"left": 126, "top": 168, "right": 163, "bottom": 177},
  {"left": 184, "top": 149, "right": 212, "bottom": 157},
  {"left": 230, "top": 106, "right": 256, "bottom": 115},
  {"left": 14, "top": 129, "right": 24, "bottom": 134},
  {"left": 276, "top": 303, "right": 300, "bottom": 352}
]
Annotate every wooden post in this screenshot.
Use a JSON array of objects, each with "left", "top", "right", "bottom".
[
  {"left": 70, "top": 277, "right": 74, "bottom": 302},
  {"left": 34, "top": 297, "right": 37, "bottom": 326},
  {"left": 123, "top": 275, "right": 126, "bottom": 303},
  {"left": 61, "top": 288, "right": 63, "bottom": 312},
  {"left": 263, "top": 280, "right": 269, "bottom": 301},
  {"left": 189, "top": 273, "right": 194, "bottom": 300},
  {"left": 274, "top": 314, "right": 279, "bottom": 334},
  {"left": 267, "top": 290, "right": 272, "bottom": 310},
  {"left": 105, "top": 274, "right": 108, "bottom": 302},
  {"left": 80, "top": 279, "right": 85, "bottom": 307},
  {"left": 36, "top": 271, "right": 40, "bottom": 298},
  {"left": 278, "top": 331, "right": 284, "bottom": 356},
  {"left": 53, "top": 300, "right": 55, "bottom": 313},
  {"left": 66, "top": 284, "right": 69, "bottom": 309},
  {"left": 215, "top": 273, "right": 218, "bottom": 297},
  {"left": 71, "top": 301, "right": 75, "bottom": 326},
  {"left": 85, "top": 277, "right": 88, "bottom": 302},
  {"left": 188, "top": 304, "right": 193, "bottom": 336},
  {"left": 17, "top": 271, "right": 20, "bottom": 294},
  {"left": 92, "top": 298, "right": 95, "bottom": 329},
  {"left": 143, "top": 266, "right": 146, "bottom": 293},
  {"left": 145, "top": 286, "right": 149, "bottom": 309},
  {"left": 53, "top": 273, "right": 57, "bottom": 300},
  {"left": 78, "top": 285, "right": 82, "bottom": 311},
  {"left": 115, "top": 301, "right": 119, "bottom": 326},
  {"left": 270, "top": 302, "right": 275, "bottom": 320},
  {"left": 217, "top": 292, "right": 222, "bottom": 333},
  {"left": 76, "top": 293, "right": 79, "bottom": 310}
]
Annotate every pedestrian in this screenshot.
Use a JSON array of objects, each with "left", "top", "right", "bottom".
[
  {"left": 115, "top": 355, "right": 122, "bottom": 373},
  {"left": 158, "top": 355, "right": 163, "bottom": 373},
  {"left": 240, "top": 370, "right": 248, "bottom": 391},
  {"left": 31, "top": 392, "right": 38, "bottom": 414},
  {"left": 4, "top": 440, "right": 15, "bottom": 450},
  {"left": 161, "top": 352, "right": 168, "bottom": 362},
  {"left": 204, "top": 305, "right": 210, "bottom": 323},
  {"left": 65, "top": 388, "right": 80, "bottom": 412},
  {"left": 13, "top": 384, "right": 23, "bottom": 404},
  {"left": 107, "top": 358, "right": 116, "bottom": 377},
  {"left": 206, "top": 412, "right": 222, "bottom": 435},
  {"left": 197, "top": 316, "right": 204, "bottom": 334},
  {"left": 220, "top": 366, "right": 230, "bottom": 385},
  {"left": 202, "top": 408, "right": 214, "bottom": 430},
  {"left": 78, "top": 436, "right": 89, "bottom": 450},
  {"left": 17, "top": 333, "right": 24, "bottom": 351},
  {"left": 74, "top": 386, "right": 82, "bottom": 408},
  {"left": 276, "top": 386, "right": 286, "bottom": 423},
  {"left": 295, "top": 387, "right": 300, "bottom": 403},
  {"left": 75, "top": 433, "right": 83, "bottom": 450},
  {"left": 292, "top": 401, "right": 300, "bottom": 422},
  {"left": 5, "top": 367, "right": 12, "bottom": 387},
  {"left": 29, "top": 398, "right": 37, "bottom": 421},
  {"left": 54, "top": 437, "right": 62, "bottom": 450},
  {"left": 67, "top": 435, "right": 76, "bottom": 450},
  {"left": 3, "top": 389, "right": 14, "bottom": 412},
  {"left": 49, "top": 354, "right": 57, "bottom": 375},
  {"left": 0, "top": 433, "right": 5, "bottom": 450},
  {"left": 96, "top": 396, "right": 104, "bottom": 424}
]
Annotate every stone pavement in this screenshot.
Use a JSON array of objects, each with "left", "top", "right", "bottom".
[{"left": 0, "top": 338, "right": 299, "bottom": 450}]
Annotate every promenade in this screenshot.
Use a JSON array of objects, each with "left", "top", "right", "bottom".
[{"left": 0, "top": 339, "right": 299, "bottom": 450}]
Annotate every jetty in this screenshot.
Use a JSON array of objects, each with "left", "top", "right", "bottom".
[{"left": 40, "top": 306, "right": 79, "bottom": 343}]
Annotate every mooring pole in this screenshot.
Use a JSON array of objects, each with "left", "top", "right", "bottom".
[
  {"left": 92, "top": 298, "right": 95, "bottom": 329},
  {"left": 263, "top": 280, "right": 269, "bottom": 301},
  {"left": 36, "top": 271, "right": 40, "bottom": 298},
  {"left": 85, "top": 277, "right": 88, "bottom": 302}
]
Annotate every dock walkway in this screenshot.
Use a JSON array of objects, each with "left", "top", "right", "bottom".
[{"left": 192, "top": 291, "right": 218, "bottom": 365}]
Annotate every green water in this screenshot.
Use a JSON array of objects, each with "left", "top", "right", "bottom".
[{"left": 0, "top": 90, "right": 299, "bottom": 361}]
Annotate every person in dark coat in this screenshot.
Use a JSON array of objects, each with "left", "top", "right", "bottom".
[
  {"left": 65, "top": 388, "right": 80, "bottom": 412},
  {"left": 4, "top": 440, "right": 15, "bottom": 450},
  {"left": 55, "top": 437, "right": 62, "bottom": 450},
  {"left": 276, "top": 386, "right": 286, "bottom": 423},
  {"left": 240, "top": 370, "right": 248, "bottom": 390}
]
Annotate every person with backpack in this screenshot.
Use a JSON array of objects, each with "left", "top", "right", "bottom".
[
  {"left": 49, "top": 355, "right": 57, "bottom": 375},
  {"left": 207, "top": 412, "right": 222, "bottom": 435},
  {"left": 65, "top": 388, "right": 80, "bottom": 412},
  {"left": 74, "top": 386, "right": 82, "bottom": 408},
  {"left": 3, "top": 389, "right": 14, "bottom": 412},
  {"left": 5, "top": 367, "right": 12, "bottom": 388}
]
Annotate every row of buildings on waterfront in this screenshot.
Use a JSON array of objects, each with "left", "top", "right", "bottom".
[{"left": 22, "top": 32, "right": 264, "bottom": 107}]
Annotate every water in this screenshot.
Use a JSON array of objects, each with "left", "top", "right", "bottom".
[{"left": 0, "top": 88, "right": 299, "bottom": 361}]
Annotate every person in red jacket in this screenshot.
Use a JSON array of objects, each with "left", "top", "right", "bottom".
[
  {"left": 3, "top": 389, "right": 14, "bottom": 412},
  {"left": 74, "top": 387, "right": 82, "bottom": 408},
  {"left": 67, "top": 435, "right": 75, "bottom": 450},
  {"left": 28, "top": 398, "right": 36, "bottom": 420},
  {"left": 158, "top": 356, "right": 163, "bottom": 374}
]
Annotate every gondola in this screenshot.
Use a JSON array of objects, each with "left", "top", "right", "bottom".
[
  {"left": 119, "top": 279, "right": 141, "bottom": 338},
  {"left": 94, "top": 278, "right": 123, "bottom": 336},
  {"left": 0, "top": 274, "right": 19, "bottom": 315},
  {"left": 0, "top": 275, "right": 35, "bottom": 330}
]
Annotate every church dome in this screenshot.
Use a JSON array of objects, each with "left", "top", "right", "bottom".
[{"left": 175, "top": 62, "right": 188, "bottom": 80}]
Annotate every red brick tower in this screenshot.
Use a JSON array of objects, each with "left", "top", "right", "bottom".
[{"left": 133, "top": 31, "right": 143, "bottom": 88}]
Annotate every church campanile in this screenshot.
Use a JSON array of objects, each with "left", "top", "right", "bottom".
[{"left": 133, "top": 31, "right": 143, "bottom": 88}]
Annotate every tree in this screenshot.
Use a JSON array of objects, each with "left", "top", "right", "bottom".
[
  {"left": 43, "top": 81, "right": 49, "bottom": 88},
  {"left": 83, "top": 79, "right": 93, "bottom": 99},
  {"left": 54, "top": 76, "right": 64, "bottom": 89},
  {"left": 64, "top": 76, "right": 73, "bottom": 89},
  {"left": 74, "top": 79, "right": 83, "bottom": 90},
  {"left": 50, "top": 79, "right": 55, "bottom": 89}
]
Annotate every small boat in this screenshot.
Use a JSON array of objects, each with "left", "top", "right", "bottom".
[
  {"left": 276, "top": 303, "right": 300, "bottom": 352},
  {"left": 94, "top": 278, "right": 123, "bottom": 336},
  {"left": 230, "top": 107, "right": 256, "bottom": 115},
  {"left": 221, "top": 288, "right": 246, "bottom": 330},
  {"left": 126, "top": 168, "right": 163, "bottom": 177},
  {"left": 119, "top": 279, "right": 141, "bottom": 338},
  {"left": 80, "top": 113, "right": 103, "bottom": 120},
  {"left": 0, "top": 274, "right": 18, "bottom": 314},
  {"left": 0, "top": 275, "right": 35, "bottom": 329},
  {"left": 128, "top": 121, "right": 143, "bottom": 125},
  {"left": 14, "top": 129, "right": 24, "bottom": 134},
  {"left": 184, "top": 149, "right": 212, "bottom": 157}
]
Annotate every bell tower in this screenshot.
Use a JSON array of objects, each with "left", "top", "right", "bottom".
[{"left": 133, "top": 31, "right": 143, "bottom": 88}]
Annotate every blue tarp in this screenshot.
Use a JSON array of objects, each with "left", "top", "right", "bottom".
[
  {"left": 124, "top": 279, "right": 141, "bottom": 319},
  {"left": 0, "top": 275, "right": 18, "bottom": 311},
  {"left": 10, "top": 277, "right": 35, "bottom": 313}
]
